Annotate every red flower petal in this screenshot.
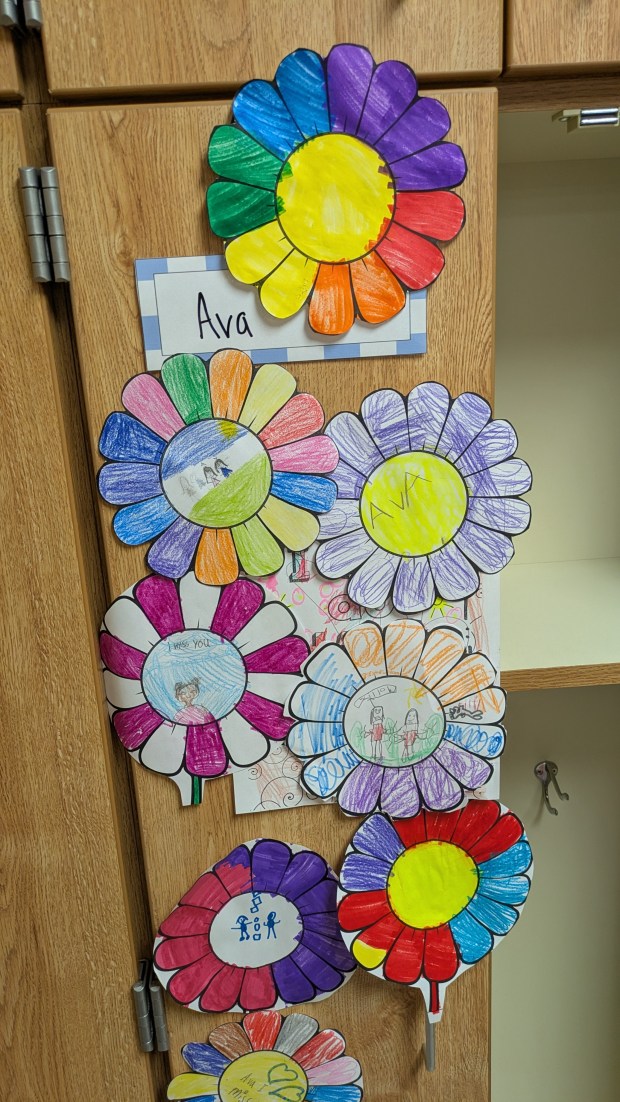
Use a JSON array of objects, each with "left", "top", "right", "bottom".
[
  {"left": 269, "top": 436, "right": 339, "bottom": 474},
  {"left": 451, "top": 800, "right": 501, "bottom": 855},
  {"left": 294, "top": 1028, "right": 345, "bottom": 1070},
  {"left": 384, "top": 926, "right": 425, "bottom": 984},
  {"left": 154, "top": 933, "right": 211, "bottom": 971},
  {"left": 393, "top": 190, "right": 465, "bottom": 243},
  {"left": 337, "top": 889, "right": 391, "bottom": 932},
  {"left": 358, "top": 912, "right": 405, "bottom": 950},
  {"left": 243, "top": 1009, "right": 282, "bottom": 1052},
  {"left": 100, "top": 631, "right": 146, "bottom": 678},
  {"left": 180, "top": 870, "right": 230, "bottom": 910},
  {"left": 469, "top": 812, "right": 524, "bottom": 864},
  {"left": 259, "top": 392, "right": 325, "bottom": 449},
  {"left": 394, "top": 812, "right": 428, "bottom": 849},
  {"left": 213, "top": 845, "right": 252, "bottom": 897},
  {"left": 239, "top": 965, "right": 276, "bottom": 1011},
  {"left": 167, "top": 951, "right": 224, "bottom": 1004},
  {"left": 159, "top": 905, "right": 215, "bottom": 938},
  {"left": 424, "top": 808, "right": 463, "bottom": 842},
  {"left": 199, "top": 963, "right": 244, "bottom": 1012},
  {"left": 377, "top": 223, "right": 445, "bottom": 289},
  {"left": 113, "top": 703, "right": 162, "bottom": 750},
  {"left": 423, "top": 924, "right": 459, "bottom": 982}
]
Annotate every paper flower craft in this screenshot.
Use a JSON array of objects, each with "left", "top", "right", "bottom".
[
  {"left": 207, "top": 44, "right": 466, "bottom": 335},
  {"left": 167, "top": 1011, "right": 363, "bottom": 1102},
  {"left": 154, "top": 839, "right": 356, "bottom": 1013},
  {"left": 288, "top": 620, "right": 505, "bottom": 818},
  {"left": 98, "top": 349, "right": 338, "bottom": 582},
  {"left": 100, "top": 571, "right": 309, "bottom": 806},
  {"left": 316, "top": 382, "right": 532, "bottom": 612},
  {"left": 338, "top": 804, "right": 532, "bottom": 1021}
]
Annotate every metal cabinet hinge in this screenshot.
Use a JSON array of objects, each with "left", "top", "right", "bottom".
[
  {"left": 0, "top": 0, "right": 41, "bottom": 28},
  {"left": 19, "top": 166, "right": 70, "bottom": 284},
  {"left": 553, "top": 107, "right": 619, "bottom": 131},
  {"left": 132, "top": 960, "right": 169, "bottom": 1054}
]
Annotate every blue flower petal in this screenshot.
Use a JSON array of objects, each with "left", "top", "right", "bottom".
[
  {"left": 478, "top": 873, "right": 531, "bottom": 906},
  {"left": 271, "top": 471, "right": 337, "bottom": 513},
  {"left": 181, "top": 1043, "right": 230, "bottom": 1077},
  {"left": 233, "top": 80, "right": 303, "bottom": 160},
  {"left": 340, "top": 852, "right": 392, "bottom": 893},
  {"left": 449, "top": 907, "right": 493, "bottom": 964},
  {"left": 304, "top": 644, "right": 363, "bottom": 697},
  {"left": 275, "top": 49, "right": 330, "bottom": 138},
  {"left": 99, "top": 412, "right": 165, "bottom": 463},
  {"left": 98, "top": 461, "right": 162, "bottom": 505},
  {"left": 445, "top": 722, "right": 505, "bottom": 759},
  {"left": 113, "top": 495, "right": 177, "bottom": 546},
  {"left": 478, "top": 840, "right": 532, "bottom": 879},
  {"left": 288, "top": 720, "right": 345, "bottom": 758},
  {"left": 289, "top": 682, "right": 349, "bottom": 723},
  {"left": 302, "top": 746, "right": 361, "bottom": 799},
  {"left": 352, "top": 813, "right": 404, "bottom": 864},
  {"left": 307, "top": 1088, "right": 362, "bottom": 1102},
  {"left": 467, "top": 892, "right": 519, "bottom": 936}
]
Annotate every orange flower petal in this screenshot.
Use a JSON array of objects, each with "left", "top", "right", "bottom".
[
  {"left": 350, "top": 250, "right": 406, "bottom": 324},
  {"left": 343, "top": 623, "right": 386, "bottom": 681},
  {"left": 208, "top": 348, "right": 252, "bottom": 419},
  {"left": 308, "top": 263, "right": 355, "bottom": 335},
  {"left": 195, "top": 528, "right": 239, "bottom": 585}
]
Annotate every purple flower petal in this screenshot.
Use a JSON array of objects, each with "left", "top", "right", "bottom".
[
  {"left": 436, "top": 393, "right": 492, "bottom": 464},
  {"left": 318, "top": 500, "right": 363, "bottom": 539},
  {"left": 147, "top": 517, "right": 202, "bottom": 579},
  {"left": 272, "top": 956, "right": 315, "bottom": 1003},
  {"left": 290, "top": 944, "right": 347, "bottom": 992},
  {"left": 456, "top": 420, "right": 518, "bottom": 476},
  {"left": 340, "top": 851, "right": 392, "bottom": 893},
  {"left": 351, "top": 813, "right": 404, "bottom": 863},
  {"left": 331, "top": 459, "right": 367, "bottom": 499},
  {"left": 279, "top": 851, "right": 328, "bottom": 901},
  {"left": 295, "top": 877, "right": 338, "bottom": 915},
  {"left": 429, "top": 542, "right": 479, "bottom": 600},
  {"left": 465, "top": 458, "right": 532, "bottom": 498},
  {"left": 361, "top": 389, "right": 410, "bottom": 459},
  {"left": 348, "top": 548, "right": 398, "bottom": 609},
  {"left": 185, "top": 722, "right": 228, "bottom": 776},
  {"left": 407, "top": 382, "right": 450, "bottom": 451},
  {"left": 302, "top": 910, "right": 342, "bottom": 939},
  {"left": 98, "top": 461, "right": 162, "bottom": 505},
  {"left": 391, "top": 142, "right": 467, "bottom": 191},
  {"left": 393, "top": 556, "right": 434, "bottom": 613},
  {"left": 434, "top": 741, "right": 492, "bottom": 790},
  {"left": 379, "top": 767, "right": 421, "bottom": 818},
  {"left": 326, "top": 43, "right": 374, "bottom": 135},
  {"left": 376, "top": 96, "right": 451, "bottom": 163},
  {"left": 251, "top": 839, "right": 291, "bottom": 893},
  {"left": 326, "top": 412, "right": 383, "bottom": 476},
  {"left": 414, "top": 755, "right": 462, "bottom": 810},
  {"left": 301, "top": 930, "right": 355, "bottom": 973},
  {"left": 210, "top": 578, "right": 263, "bottom": 639},
  {"left": 134, "top": 574, "right": 184, "bottom": 636},
  {"left": 315, "top": 529, "right": 375, "bottom": 579},
  {"left": 454, "top": 521, "right": 514, "bottom": 573},
  {"left": 339, "top": 762, "right": 384, "bottom": 814},
  {"left": 356, "top": 60, "right": 417, "bottom": 146},
  {"left": 467, "top": 496, "right": 531, "bottom": 535}
]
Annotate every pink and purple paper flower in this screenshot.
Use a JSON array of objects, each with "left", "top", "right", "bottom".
[
  {"left": 154, "top": 839, "right": 356, "bottom": 1013},
  {"left": 100, "top": 571, "right": 309, "bottom": 805},
  {"left": 316, "top": 382, "right": 532, "bottom": 612}
]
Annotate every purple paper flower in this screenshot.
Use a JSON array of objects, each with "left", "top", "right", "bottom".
[
  {"left": 316, "top": 382, "right": 532, "bottom": 612},
  {"left": 153, "top": 839, "right": 356, "bottom": 1013},
  {"left": 288, "top": 620, "right": 505, "bottom": 817}
]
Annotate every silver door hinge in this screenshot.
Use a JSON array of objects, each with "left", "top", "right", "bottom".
[
  {"left": 0, "top": 0, "right": 41, "bottom": 28},
  {"left": 132, "top": 960, "right": 169, "bottom": 1054},
  {"left": 553, "top": 107, "right": 619, "bottom": 131},
  {"left": 19, "top": 166, "right": 70, "bottom": 284}
]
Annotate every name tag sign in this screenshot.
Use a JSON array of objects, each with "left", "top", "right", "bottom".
[{"left": 135, "top": 255, "right": 426, "bottom": 371}]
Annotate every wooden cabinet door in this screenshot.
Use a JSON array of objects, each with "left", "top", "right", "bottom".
[
  {"left": 506, "top": 0, "right": 620, "bottom": 74},
  {"left": 41, "top": 1, "right": 502, "bottom": 96},
  {"left": 0, "top": 108, "right": 159, "bottom": 1102},
  {"left": 47, "top": 88, "right": 497, "bottom": 1101},
  {"left": 0, "top": 28, "right": 20, "bottom": 98}
]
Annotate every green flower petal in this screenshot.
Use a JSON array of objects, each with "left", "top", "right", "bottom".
[
  {"left": 208, "top": 124, "right": 282, "bottom": 189},
  {"left": 232, "top": 516, "right": 284, "bottom": 576},
  {"left": 160, "top": 354, "right": 211, "bottom": 424},
  {"left": 207, "top": 181, "right": 277, "bottom": 240}
]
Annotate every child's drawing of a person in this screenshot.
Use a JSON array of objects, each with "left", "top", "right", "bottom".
[
  {"left": 401, "top": 707, "right": 419, "bottom": 759},
  {"left": 173, "top": 678, "right": 209, "bottom": 724},
  {"left": 369, "top": 705, "right": 385, "bottom": 760},
  {"left": 233, "top": 915, "right": 250, "bottom": 941},
  {"left": 264, "top": 911, "right": 280, "bottom": 939}
]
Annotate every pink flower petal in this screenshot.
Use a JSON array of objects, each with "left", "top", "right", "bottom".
[
  {"left": 243, "top": 635, "right": 309, "bottom": 674},
  {"left": 259, "top": 393, "right": 325, "bottom": 448},
  {"left": 155, "top": 933, "right": 211, "bottom": 970},
  {"left": 199, "top": 963, "right": 244, "bottom": 1012},
  {"left": 134, "top": 574, "right": 184, "bottom": 636},
  {"left": 307, "top": 1056, "right": 361, "bottom": 1086},
  {"left": 269, "top": 436, "right": 338, "bottom": 473},
  {"left": 239, "top": 965, "right": 277, "bottom": 1011},
  {"left": 180, "top": 870, "right": 230, "bottom": 910},
  {"left": 122, "top": 374, "right": 185, "bottom": 440},
  {"left": 236, "top": 692, "right": 294, "bottom": 740},
  {"left": 100, "top": 631, "right": 146, "bottom": 678},
  {"left": 210, "top": 577, "right": 263, "bottom": 639},
  {"left": 185, "top": 722, "right": 228, "bottom": 777},
  {"left": 168, "top": 952, "right": 224, "bottom": 1005},
  {"left": 113, "top": 703, "right": 162, "bottom": 750},
  {"left": 159, "top": 905, "right": 215, "bottom": 938}
]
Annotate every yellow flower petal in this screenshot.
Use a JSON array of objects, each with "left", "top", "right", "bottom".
[
  {"left": 260, "top": 249, "right": 318, "bottom": 319},
  {"left": 415, "top": 627, "right": 467, "bottom": 690},
  {"left": 343, "top": 623, "right": 386, "bottom": 682},
  {"left": 167, "top": 1072, "right": 219, "bottom": 1100},
  {"left": 232, "top": 515, "right": 284, "bottom": 576},
  {"left": 353, "top": 937, "right": 388, "bottom": 970},
  {"left": 239, "top": 362, "right": 296, "bottom": 433},
  {"left": 225, "top": 220, "right": 292, "bottom": 284},
  {"left": 384, "top": 620, "right": 425, "bottom": 678},
  {"left": 260, "top": 494, "right": 319, "bottom": 552}
]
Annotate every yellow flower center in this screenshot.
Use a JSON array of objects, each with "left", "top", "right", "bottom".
[
  {"left": 219, "top": 1050, "right": 308, "bottom": 1102},
  {"left": 388, "top": 841, "right": 479, "bottom": 929},
  {"left": 360, "top": 451, "right": 468, "bottom": 557},
  {"left": 276, "top": 133, "right": 394, "bottom": 264}
]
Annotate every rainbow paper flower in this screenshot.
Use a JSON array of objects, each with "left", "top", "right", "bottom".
[
  {"left": 167, "top": 1011, "right": 363, "bottom": 1102},
  {"left": 207, "top": 45, "right": 466, "bottom": 335},
  {"left": 98, "top": 349, "right": 338, "bottom": 582},
  {"left": 338, "top": 804, "right": 533, "bottom": 1020}
]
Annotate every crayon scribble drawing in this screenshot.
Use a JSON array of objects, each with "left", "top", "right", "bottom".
[
  {"left": 98, "top": 349, "right": 338, "bottom": 582},
  {"left": 337, "top": 805, "right": 532, "bottom": 1022},
  {"left": 207, "top": 44, "right": 466, "bottom": 335},
  {"left": 100, "top": 571, "right": 309, "bottom": 805},
  {"left": 154, "top": 839, "right": 355, "bottom": 1013},
  {"left": 167, "top": 1010, "right": 363, "bottom": 1102},
  {"left": 288, "top": 620, "right": 505, "bottom": 818},
  {"left": 316, "top": 382, "right": 532, "bottom": 612}
]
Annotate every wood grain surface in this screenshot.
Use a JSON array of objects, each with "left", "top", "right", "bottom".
[
  {"left": 48, "top": 89, "right": 496, "bottom": 1101},
  {"left": 0, "top": 109, "right": 160, "bottom": 1101},
  {"left": 498, "top": 72, "right": 620, "bottom": 110},
  {"left": 41, "top": 0, "right": 502, "bottom": 96},
  {"left": 506, "top": 0, "right": 620, "bottom": 74},
  {"left": 503, "top": 663, "right": 620, "bottom": 693},
  {"left": 0, "top": 27, "right": 20, "bottom": 99}
]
